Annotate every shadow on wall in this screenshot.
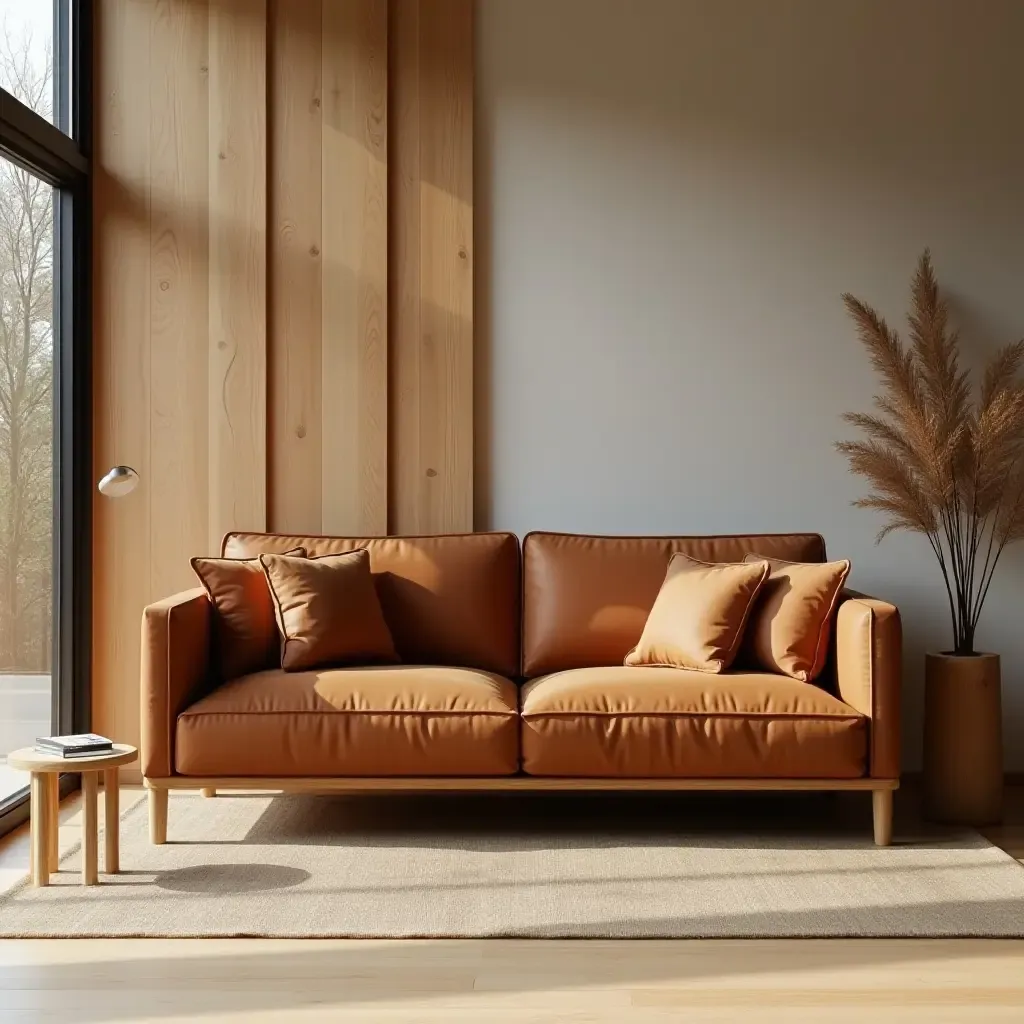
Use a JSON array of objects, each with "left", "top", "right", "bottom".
[
  {"left": 473, "top": 0, "right": 1024, "bottom": 529},
  {"left": 473, "top": 0, "right": 1024, "bottom": 190},
  {"left": 94, "top": 169, "right": 472, "bottom": 544},
  {"left": 153, "top": 0, "right": 471, "bottom": 203},
  {"left": 472, "top": 0, "right": 1024, "bottom": 771}
]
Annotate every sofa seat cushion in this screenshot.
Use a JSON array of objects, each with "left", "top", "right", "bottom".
[
  {"left": 520, "top": 667, "right": 867, "bottom": 778},
  {"left": 176, "top": 666, "right": 520, "bottom": 777}
]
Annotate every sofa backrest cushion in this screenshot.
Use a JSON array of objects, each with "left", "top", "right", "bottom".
[
  {"left": 522, "top": 532, "right": 826, "bottom": 678},
  {"left": 223, "top": 532, "right": 520, "bottom": 678}
]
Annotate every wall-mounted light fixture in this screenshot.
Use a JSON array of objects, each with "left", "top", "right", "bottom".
[{"left": 97, "top": 466, "right": 140, "bottom": 498}]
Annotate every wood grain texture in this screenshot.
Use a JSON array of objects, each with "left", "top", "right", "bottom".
[
  {"left": 2, "top": 934, "right": 1024, "bottom": 1022},
  {"left": 46, "top": 773, "right": 58, "bottom": 872},
  {"left": 268, "top": 0, "right": 323, "bottom": 534},
  {"left": 390, "top": 0, "right": 473, "bottom": 534},
  {"left": 94, "top": 0, "right": 475, "bottom": 772},
  {"left": 146, "top": 776, "right": 900, "bottom": 793},
  {"left": 872, "top": 788, "right": 894, "bottom": 847},
  {"left": 3, "top": 786, "right": 1024, "bottom": 1021},
  {"left": 92, "top": 0, "right": 154, "bottom": 777},
  {"left": 149, "top": 0, "right": 210, "bottom": 594},
  {"left": 103, "top": 768, "right": 120, "bottom": 874},
  {"left": 149, "top": 787, "right": 168, "bottom": 845},
  {"left": 321, "top": 0, "right": 389, "bottom": 535},
  {"left": 29, "top": 774, "right": 47, "bottom": 886},
  {"left": 208, "top": 0, "right": 268, "bottom": 544},
  {"left": 81, "top": 772, "right": 98, "bottom": 885}
]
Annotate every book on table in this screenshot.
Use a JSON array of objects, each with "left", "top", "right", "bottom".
[{"left": 34, "top": 734, "right": 114, "bottom": 758}]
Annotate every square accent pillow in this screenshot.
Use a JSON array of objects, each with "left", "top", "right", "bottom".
[
  {"left": 624, "top": 553, "right": 770, "bottom": 673},
  {"left": 260, "top": 549, "right": 399, "bottom": 672},
  {"left": 742, "top": 553, "right": 851, "bottom": 682},
  {"left": 191, "top": 547, "right": 305, "bottom": 681}
]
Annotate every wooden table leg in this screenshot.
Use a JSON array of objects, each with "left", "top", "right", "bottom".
[
  {"left": 47, "top": 773, "right": 59, "bottom": 873},
  {"left": 82, "top": 772, "right": 99, "bottom": 886},
  {"left": 103, "top": 767, "right": 119, "bottom": 874},
  {"left": 30, "top": 773, "right": 49, "bottom": 887}
]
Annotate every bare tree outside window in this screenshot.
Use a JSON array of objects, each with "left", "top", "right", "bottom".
[{"left": 0, "top": 14, "right": 55, "bottom": 800}]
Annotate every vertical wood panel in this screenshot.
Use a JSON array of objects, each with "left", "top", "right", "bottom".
[
  {"left": 92, "top": 0, "right": 153, "bottom": 776},
  {"left": 390, "top": 0, "right": 422, "bottom": 534},
  {"left": 208, "top": 0, "right": 267, "bottom": 547},
  {"left": 321, "top": 0, "right": 389, "bottom": 535},
  {"left": 390, "top": 0, "right": 474, "bottom": 534},
  {"left": 268, "top": 0, "right": 323, "bottom": 534},
  {"left": 94, "top": 0, "right": 473, "bottom": 777},
  {"left": 149, "top": 0, "right": 210, "bottom": 599}
]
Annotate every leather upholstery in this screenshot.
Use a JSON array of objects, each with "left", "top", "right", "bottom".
[
  {"left": 223, "top": 532, "right": 519, "bottom": 677},
  {"left": 176, "top": 666, "right": 520, "bottom": 777},
  {"left": 191, "top": 547, "right": 304, "bottom": 681},
  {"left": 141, "top": 588, "right": 213, "bottom": 778},
  {"left": 625, "top": 554, "right": 770, "bottom": 672},
  {"left": 140, "top": 532, "right": 900, "bottom": 785},
  {"left": 834, "top": 590, "right": 902, "bottom": 779},
  {"left": 523, "top": 532, "right": 826, "bottom": 677},
  {"left": 742, "top": 554, "right": 851, "bottom": 682},
  {"left": 520, "top": 667, "right": 867, "bottom": 778},
  {"left": 261, "top": 550, "right": 398, "bottom": 670}
]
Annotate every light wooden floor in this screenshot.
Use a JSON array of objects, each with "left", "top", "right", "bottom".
[{"left": 0, "top": 784, "right": 1021, "bottom": 1023}]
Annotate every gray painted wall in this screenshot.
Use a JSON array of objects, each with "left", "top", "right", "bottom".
[{"left": 475, "top": 0, "right": 1024, "bottom": 768}]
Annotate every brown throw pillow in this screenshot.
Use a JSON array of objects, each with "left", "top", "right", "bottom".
[
  {"left": 624, "top": 553, "right": 770, "bottom": 673},
  {"left": 743, "top": 554, "right": 851, "bottom": 682},
  {"left": 259, "top": 549, "right": 398, "bottom": 671},
  {"left": 191, "top": 547, "right": 305, "bottom": 680}
]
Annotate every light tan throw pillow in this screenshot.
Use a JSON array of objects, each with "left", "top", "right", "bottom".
[
  {"left": 191, "top": 547, "right": 305, "bottom": 680},
  {"left": 742, "top": 553, "right": 851, "bottom": 682},
  {"left": 624, "top": 553, "right": 770, "bottom": 673},
  {"left": 260, "top": 549, "right": 399, "bottom": 672}
]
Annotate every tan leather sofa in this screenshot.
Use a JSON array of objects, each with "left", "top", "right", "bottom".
[{"left": 141, "top": 531, "right": 901, "bottom": 845}]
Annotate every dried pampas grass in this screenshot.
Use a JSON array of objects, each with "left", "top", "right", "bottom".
[{"left": 838, "top": 250, "right": 1024, "bottom": 654}]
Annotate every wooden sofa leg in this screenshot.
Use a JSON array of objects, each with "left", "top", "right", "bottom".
[
  {"left": 200, "top": 788, "right": 216, "bottom": 798},
  {"left": 872, "top": 789, "right": 893, "bottom": 847},
  {"left": 149, "top": 787, "right": 168, "bottom": 845}
]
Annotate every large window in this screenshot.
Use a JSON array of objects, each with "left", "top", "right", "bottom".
[
  {"left": 0, "top": 152, "right": 52, "bottom": 806},
  {"left": 0, "top": 1, "right": 88, "bottom": 832}
]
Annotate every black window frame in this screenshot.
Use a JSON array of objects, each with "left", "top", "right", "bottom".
[{"left": 0, "top": 0, "right": 92, "bottom": 838}]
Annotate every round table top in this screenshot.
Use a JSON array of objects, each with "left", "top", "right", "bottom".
[{"left": 6, "top": 743, "right": 138, "bottom": 772}]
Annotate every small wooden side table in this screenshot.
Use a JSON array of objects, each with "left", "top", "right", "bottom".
[{"left": 7, "top": 744, "right": 138, "bottom": 886}]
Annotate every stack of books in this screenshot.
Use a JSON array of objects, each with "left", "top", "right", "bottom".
[{"left": 34, "top": 734, "right": 114, "bottom": 759}]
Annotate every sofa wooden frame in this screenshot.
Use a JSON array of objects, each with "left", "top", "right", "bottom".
[{"left": 145, "top": 776, "right": 899, "bottom": 847}]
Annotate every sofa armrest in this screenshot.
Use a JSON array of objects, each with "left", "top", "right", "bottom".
[
  {"left": 141, "top": 588, "right": 212, "bottom": 779},
  {"left": 834, "top": 589, "right": 902, "bottom": 779}
]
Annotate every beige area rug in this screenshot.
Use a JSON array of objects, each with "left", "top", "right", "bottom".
[{"left": 1, "top": 791, "right": 1023, "bottom": 938}]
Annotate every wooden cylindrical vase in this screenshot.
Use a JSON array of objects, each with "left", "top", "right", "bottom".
[{"left": 923, "top": 652, "right": 1003, "bottom": 826}]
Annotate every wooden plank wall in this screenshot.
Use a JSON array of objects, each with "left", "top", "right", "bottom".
[
  {"left": 93, "top": 0, "right": 473, "bottom": 778},
  {"left": 390, "top": 0, "right": 474, "bottom": 535},
  {"left": 321, "top": 0, "right": 389, "bottom": 536},
  {"left": 268, "top": 0, "right": 322, "bottom": 534},
  {"left": 207, "top": 0, "right": 268, "bottom": 543}
]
